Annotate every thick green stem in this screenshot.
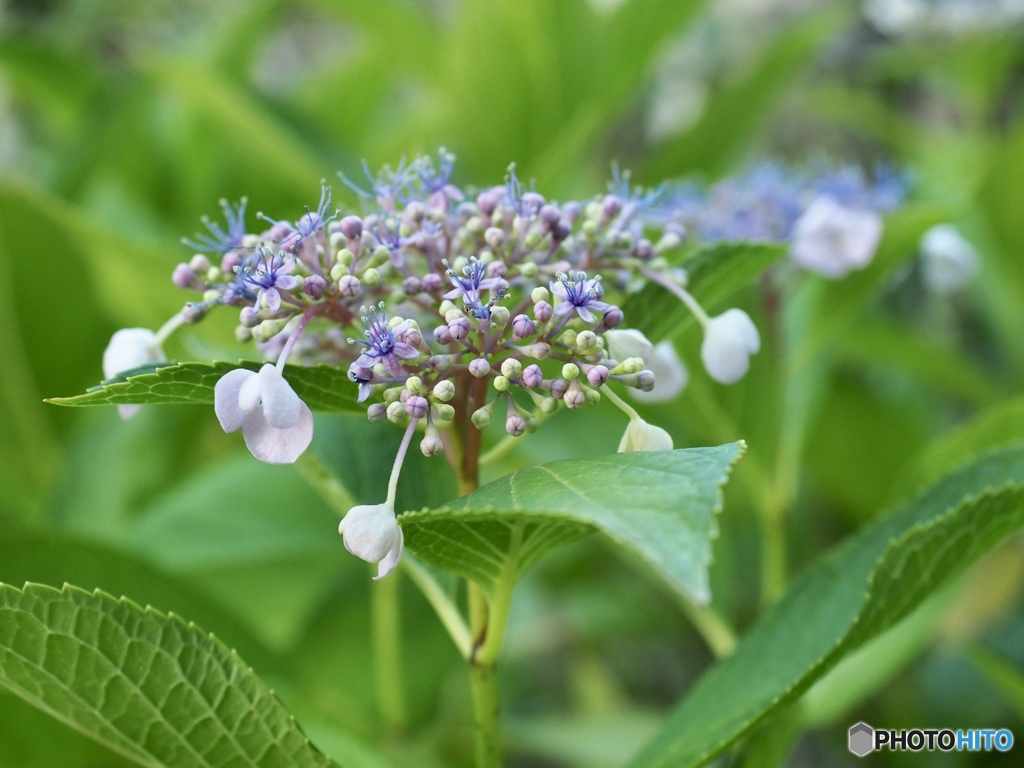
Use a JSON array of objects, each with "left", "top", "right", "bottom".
[
  {"left": 371, "top": 567, "right": 407, "bottom": 731},
  {"left": 469, "top": 657, "right": 502, "bottom": 768}
]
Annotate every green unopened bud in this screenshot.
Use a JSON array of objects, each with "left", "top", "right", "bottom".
[
  {"left": 405, "top": 375, "right": 425, "bottom": 394},
  {"left": 330, "top": 263, "right": 346, "bottom": 281},
  {"left": 493, "top": 375, "right": 510, "bottom": 392},
  {"left": 383, "top": 386, "right": 403, "bottom": 404},
  {"left": 524, "top": 230, "right": 542, "bottom": 249},
  {"left": 362, "top": 267, "right": 381, "bottom": 285},
  {"left": 337, "top": 248, "right": 355, "bottom": 267},
  {"left": 471, "top": 408, "right": 491, "bottom": 429},
  {"left": 206, "top": 267, "right": 223, "bottom": 283},
  {"left": 581, "top": 220, "right": 598, "bottom": 237},
  {"left": 444, "top": 308, "right": 465, "bottom": 323},
  {"left": 252, "top": 319, "right": 281, "bottom": 342},
  {"left": 585, "top": 388, "right": 601, "bottom": 406},
  {"left": 562, "top": 363, "right": 580, "bottom": 380},
  {"left": 490, "top": 306, "right": 510, "bottom": 327},
  {"left": 388, "top": 315, "right": 406, "bottom": 329},
  {"left": 386, "top": 401, "right": 408, "bottom": 424},
  {"left": 531, "top": 286, "right": 549, "bottom": 303},
  {"left": 540, "top": 397, "right": 558, "bottom": 414},
  {"left": 434, "top": 403, "right": 455, "bottom": 421},
  {"left": 520, "top": 261, "right": 538, "bottom": 278},
  {"left": 576, "top": 330, "right": 598, "bottom": 350},
  {"left": 530, "top": 342, "right": 551, "bottom": 360},
  {"left": 439, "top": 300, "right": 457, "bottom": 316},
  {"left": 584, "top": 201, "right": 602, "bottom": 219},
  {"left": 371, "top": 245, "right": 391, "bottom": 265},
  {"left": 203, "top": 289, "right": 220, "bottom": 303},
  {"left": 501, "top": 358, "right": 523, "bottom": 379},
  {"left": 466, "top": 216, "right": 483, "bottom": 234},
  {"left": 234, "top": 325, "right": 251, "bottom": 343},
  {"left": 433, "top": 380, "right": 455, "bottom": 402},
  {"left": 623, "top": 357, "right": 640, "bottom": 374},
  {"left": 367, "top": 403, "right": 387, "bottom": 423},
  {"left": 330, "top": 232, "right": 346, "bottom": 248},
  {"left": 560, "top": 330, "right": 578, "bottom": 348}
]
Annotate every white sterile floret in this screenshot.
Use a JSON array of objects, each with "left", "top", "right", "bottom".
[
  {"left": 214, "top": 364, "right": 313, "bottom": 464},
  {"left": 920, "top": 224, "right": 979, "bottom": 295},
  {"left": 701, "top": 309, "right": 760, "bottom": 385},
  {"left": 338, "top": 502, "right": 404, "bottom": 579},
  {"left": 605, "top": 328, "right": 653, "bottom": 363},
  {"left": 103, "top": 328, "right": 166, "bottom": 420},
  {"left": 618, "top": 416, "right": 673, "bottom": 453},
  {"left": 789, "top": 196, "right": 883, "bottom": 279}
]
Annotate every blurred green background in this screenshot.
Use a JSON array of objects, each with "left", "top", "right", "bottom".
[{"left": 2, "top": 0, "right": 1024, "bottom": 766}]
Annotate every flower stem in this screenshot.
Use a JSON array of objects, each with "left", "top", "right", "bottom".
[
  {"left": 372, "top": 566, "right": 407, "bottom": 732},
  {"left": 276, "top": 307, "right": 317, "bottom": 370},
  {"left": 386, "top": 418, "right": 419, "bottom": 508},
  {"left": 601, "top": 384, "right": 640, "bottom": 422},
  {"left": 642, "top": 267, "right": 710, "bottom": 327}
]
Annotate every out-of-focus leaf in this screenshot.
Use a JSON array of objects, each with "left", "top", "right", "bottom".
[
  {"left": 507, "top": 711, "right": 662, "bottom": 768},
  {"left": 402, "top": 444, "right": 744, "bottom": 605},
  {"left": 966, "top": 645, "right": 1024, "bottom": 721},
  {"left": 0, "top": 583, "right": 339, "bottom": 768},
  {"left": 48, "top": 360, "right": 362, "bottom": 414},
  {"left": 628, "top": 443, "right": 1024, "bottom": 768},
  {"left": 623, "top": 242, "right": 786, "bottom": 343}
]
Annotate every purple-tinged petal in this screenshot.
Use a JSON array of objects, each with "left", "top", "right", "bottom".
[
  {"left": 554, "top": 301, "right": 575, "bottom": 317},
  {"left": 264, "top": 287, "right": 281, "bottom": 312},
  {"left": 357, "top": 382, "right": 373, "bottom": 402},
  {"left": 275, "top": 275, "right": 301, "bottom": 291},
  {"left": 442, "top": 287, "right": 464, "bottom": 300},
  {"left": 242, "top": 401, "right": 314, "bottom": 464},
  {"left": 576, "top": 306, "right": 595, "bottom": 323},
  {"left": 257, "top": 364, "right": 302, "bottom": 429},
  {"left": 382, "top": 355, "right": 403, "bottom": 377},
  {"left": 354, "top": 352, "right": 378, "bottom": 369},
  {"left": 550, "top": 282, "right": 570, "bottom": 300},
  {"left": 478, "top": 277, "right": 503, "bottom": 292},
  {"left": 215, "top": 368, "right": 258, "bottom": 433},
  {"left": 392, "top": 343, "right": 419, "bottom": 360}
]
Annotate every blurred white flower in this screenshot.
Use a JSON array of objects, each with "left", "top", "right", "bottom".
[
  {"left": 920, "top": 224, "right": 979, "bottom": 295},
  {"left": 789, "top": 196, "right": 883, "bottom": 279},
  {"left": 617, "top": 416, "right": 674, "bottom": 453},
  {"left": 214, "top": 364, "right": 313, "bottom": 464},
  {"left": 701, "top": 309, "right": 760, "bottom": 385},
  {"left": 338, "top": 502, "right": 404, "bottom": 579},
  {"left": 102, "top": 328, "right": 166, "bottom": 420}
]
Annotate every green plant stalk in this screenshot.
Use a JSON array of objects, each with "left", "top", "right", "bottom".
[{"left": 372, "top": 567, "right": 407, "bottom": 732}]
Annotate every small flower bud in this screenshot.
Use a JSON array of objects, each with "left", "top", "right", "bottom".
[
  {"left": 530, "top": 342, "right": 551, "bottom": 360},
  {"left": 637, "top": 369, "right": 656, "bottom": 391},
  {"left": 362, "top": 267, "right": 381, "bottom": 285},
  {"left": 490, "top": 306, "right": 510, "bottom": 328},
  {"left": 420, "top": 434, "right": 444, "bottom": 457},
  {"left": 472, "top": 408, "right": 491, "bottom": 429},
  {"left": 340, "top": 215, "right": 363, "bottom": 239},
  {"left": 549, "top": 379, "right": 569, "bottom": 399},
  {"left": 448, "top": 316, "right": 471, "bottom": 340},
  {"left": 602, "top": 194, "right": 623, "bottom": 218},
  {"left": 367, "top": 403, "right": 387, "bottom": 423},
  {"left": 522, "top": 364, "right": 543, "bottom": 388},
  {"left": 586, "top": 364, "right": 609, "bottom": 388},
  {"left": 405, "top": 395, "right": 428, "bottom": 419},
  {"left": 634, "top": 238, "right": 654, "bottom": 260},
  {"left": 337, "top": 248, "right": 356, "bottom": 267},
  {"left": 540, "top": 396, "right": 558, "bottom": 413},
  {"left": 386, "top": 401, "right": 408, "bottom": 424},
  {"left": 520, "top": 261, "right": 538, "bottom": 278},
  {"left": 189, "top": 254, "right": 211, "bottom": 273},
  {"left": 493, "top": 375, "right": 510, "bottom": 392},
  {"left": 240, "top": 306, "right": 260, "bottom": 328},
  {"left": 469, "top": 358, "right": 491, "bottom": 378},
  {"left": 221, "top": 252, "right": 242, "bottom": 274},
  {"left": 405, "top": 376, "right": 425, "bottom": 394},
  {"left": 602, "top": 306, "right": 624, "bottom": 328},
  {"left": 252, "top": 319, "right": 282, "bottom": 342},
  {"left": 500, "top": 358, "right": 523, "bottom": 379},
  {"left": 562, "top": 362, "right": 580, "bottom": 380},
  {"left": 432, "top": 380, "right": 455, "bottom": 401},
  {"left": 560, "top": 330, "right": 578, "bottom": 348},
  {"left": 429, "top": 354, "right": 452, "bottom": 372},
  {"left": 531, "top": 286, "right": 550, "bottom": 303},
  {"left": 206, "top": 267, "right": 223, "bottom": 283},
  {"left": 539, "top": 204, "right": 561, "bottom": 225},
  {"left": 203, "top": 289, "right": 220, "bottom": 303},
  {"left": 533, "top": 300, "right": 553, "bottom": 323},
  {"left": 303, "top": 275, "right": 327, "bottom": 298},
  {"left": 505, "top": 414, "right": 527, "bottom": 437},
  {"left": 421, "top": 273, "right": 443, "bottom": 292},
  {"left": 435, "top": 403, "right": 455, "bottom": 421},
  {"left": 576, "top": 330, "right": 598, "bottom": 350},
  {"left": 329, "top": 231, "right": 346, "bottom": 248},
  {"left": 564, "top": 388, "right": 586, "bottom": 409},
  {"left": 439, "top": 300, "right": 457, "bottom": 315},
  {"left": 552, "top": 219, "right": 572, "bottom": 242},
  {"left": 585, "top": 388, "right": 601, "bottom": 406},
  {"left": 512, "top": 314, "right": 535, "bottom": 338},
  {"left": 485, "top": 227, "right": 506, "bottom": 250},
  {"left": 234, "top": 325, "right": 251, "bottom": 343},
  {"left": 444, "top": 308, "right": 465, "bottom": 323},
  {"left": 172, "top": 263, "right": 195, "bottom": 288},
  {"left": 383, "top": 386, "right": 402, "bottom": 404},
  {"left": 399, "top": 326, "right": 422, "bottom": 347},
  {"left": 402, "top": 276, "right": 422, "bottom": 295},
  {"left": 434, "top": 325, "right": 454, "bottom": 345},
  {"left": 476, "top": 191, "right": 499, "bottom": 215}
]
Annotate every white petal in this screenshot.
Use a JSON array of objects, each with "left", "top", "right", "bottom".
[
  {"left": 605, "top": 328, "right": 654, "bottom": 364},
  {"left": 790, "top": 197, "right": 883, "bottom": 279},
  {"left": 241, "top": 401, "right": 314, "bottom": 464},
  {"left": 373, "top": 528, "right": 404, "bottom": 580},
  {"left": 238, "top": 370, "right": 263, "bottom": 413},
  {"left": 257, "top": 364, "right": 302, "bottom": 429},
  {"left": 921, "top": 224, "right": 978, "bottom": 295},
  {"left": 214, "top": 368, "right": 257, "bottom": 433},
  {"left": 117, "top": 404, "right": 143, "bottom": 421},
  {"left": 701, "top": 309, "right": 760, "bottom": 385},
  {"left": 618, "top": 417, "right": 674, "bottom": 453},
  {"left": 102, "top": 328, "right": 164, "bottom": 379},
  {"left": 339, "top": 502, "right": 401, "bottom": 564},
  {"left": 631, "top": 340, "right": 688, "bottom": 403}
]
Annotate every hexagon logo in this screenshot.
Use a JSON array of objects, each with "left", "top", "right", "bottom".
[{"left": 848, "top": 722, "right": 874, "bottom": 757}]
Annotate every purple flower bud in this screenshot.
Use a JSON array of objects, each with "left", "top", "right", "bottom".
[
  {"left": 182, "top": 303, "right": 205, "bottom": 324},
  {"left": 477, "top": 191, "right": 499, "bottom": 215},
  {"left": 552, "top": 219, "right": 572, "bottom": 242},
  {"left": 189, "top": 254, "right": 211, "bottom": 273},
  {"left": 405, "top": 395, "right": 428, "bottom": 419},
  {"left": 402, "top": 276, "right": 422, "bottom": 295},
  {"left": 404, "top": 201, "right": 425, "bottom": 222},
  {"left": 429, "top": 354, "right": 451, "bottom": 372},
  {"left": 448, "top": 316, "right": 471, "bottom": 341},
  {"left": 397, "top": 326, "right": 422, "bottom": 348},
  {"left": 469, "top": 357, "right": 491, "bottom": 378},
  {"left": 637, "top": 369, "right": 656, "bottom": 392},
  {"left": 240, "top": 306, "right": 260, "bottom": 327},
  {"left": 522, "top": 364, "right": 543, "bottom": 388},
  {"left": 533, "top": 300, "right": 553, "bottom": 323},
  {"left": 506, "top": 414, "right": 527, "bottom": 437},
  {"left": 173, "top": 263, "right": 195, "bottom": 288},
  {"left": 634, "top": 238, "right": 654, "bottom": 260},
  {"left": 485, "top": 227, "right": 505, "bottom": 250},
  {"left": 304, "top": 275, "right": 327, "bottom": 298},
  {"left": 539, "top": 204, "right": 561, "bottom": 225},
  {"left": 587, "top": 364, "right": 609, "bottom": 388},
  {"left": 603, "top": 306, "right": 624, "bottom": 328},
  {"left": 367, "top": 403, "right": 387, "bottom": 422},
  {"left": 221, "top": 252, "right": 242, "bottom": 274},
  {"left": 338, "top": 275, "right": 361, "bottom": 298},
  {"left": 564, "top": 389, "right": 586, "bottom": 409},
  {"left": 434, "top": 325, "right": 453, "bottom": 345},
  {"left": 666, "top": 221, "right": 687, "bottom": 240},
  {"left": 521, "top": 192, "right": 545, "bottom": 215},
  {"left": 420, "top": 434, "right": 444, "bottom": 457},
  {"left": 512, "top": 314, "right": 536, "bottom": 339},
  {"left": 602, "top": 195, "right": 623, "bottom": 218},
  {"left": 549, "top": 378, "right": 569, "bottom": 398},
  {"left": 487, "top": 260, "right": 507, "bottom": 278},
  {"left": 340, "top": 215, "right": 363, "bottom": 239},
  {"left": 562, "top": 201, "right": 582, "bottom": 223},
  {"left": 421, "top": 273, "right": 443, "bottom": 292}
]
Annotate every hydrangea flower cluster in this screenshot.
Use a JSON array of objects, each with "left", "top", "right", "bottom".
[{"left": 106, "top": 151, "right": 901, "bottom": 576}]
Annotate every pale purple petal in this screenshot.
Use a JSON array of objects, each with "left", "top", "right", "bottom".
[
  {"left": 257, "top": 364, "right": 302, "bottom": 429},
  {"left": 264, "top": 287, "right": 281, "bottom": 312},
  {"left": 478, "top": 277, "right": 502, "bottom": 292},
  {"left": 275, "top": 275, "right": 301, "bottom": 290},
  {"left": 382, "top": 354, "right": 403, "bottom": 377},
  {"left": 214, "top": 368, "right": 258, "bottom": 433},
  {"left": 357, "top": 382, "right": 373, "bottom": 402},
  {"left": 575, "top": 306, "right": 595, "bottom": 323},
  {"left": 242, "top": 401, "right": 314, "bottom": 464},
  {"left": 392, "top": 343, "right": 419, "bottom": 360},
  {"left": 374, "top": 528, "right": 404, "bottom": 580},
  {"left": 442, "top": 287, "right": 464, "bottom": 300},
  {"left": 550, "top": 282, "right": 570, "bottom": 300},
  {"left": 354, "top": 352, "right": 377, "bottom": 368},
  {"left": 554, "top": 301, "right": 575, "bottom": 317}
]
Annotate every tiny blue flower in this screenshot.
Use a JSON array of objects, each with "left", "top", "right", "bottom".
[
  {"left": 257, "top": 184, "right": 337, "bottom": 248},
  {"left": 182, "top": 198, "right": 248, "bottom": 254},
  {"left": 550, "top": 271, "right": 609, "bottom": 324},
  {"left": 238, "top": 247, "right": 301, "bottom": 312},
  {"left": 351, "top": 304, "right": 419, "bottom": 377}
]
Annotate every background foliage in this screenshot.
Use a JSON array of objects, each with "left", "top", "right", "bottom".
[{"left": 1, "top": 0, "right": 1023, "bottom": 765}]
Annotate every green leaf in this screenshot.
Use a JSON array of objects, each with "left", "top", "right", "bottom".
[
  {"left": 47, "top": 361, "right": 362, "bottom": 414},
  {"left": 628, "top": 443, "right": 1024, "bottom": 768},
  {"left": 401, "top": 444, "right": 745, "bottom": 605},
  {"left": 623, "top": 243, "right": 786, "bottom": 343},
  {"left": 0, "top": 583, "right": 338, "bottom": 768}
]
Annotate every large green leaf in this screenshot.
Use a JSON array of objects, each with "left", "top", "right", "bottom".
[
  {"left": 628, "top": 443, "right": 1024, "bottom": 768},
  {"left": 0, "top": 583, "right": 338, "bottom": 768},
  {"left": 623, "top": 243, "right": 786, "bottom": 343},
  {"left": 400, "top": 444, "right": 744, "bottom": 605},
  {"left": 47, "top": 361, "right": 362, "bottom": 414}
]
